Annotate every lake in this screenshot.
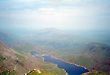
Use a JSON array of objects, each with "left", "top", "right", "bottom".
[
  {"left": 31, "top": 52, "right": 89, "bottom": 75},
  {"left": 43, "top": 55, "right": 89, "bottom": 75}
]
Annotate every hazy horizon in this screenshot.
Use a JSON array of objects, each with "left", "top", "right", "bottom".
[{"left": 0, "top": 0, "right": 110, "bottom": 32}]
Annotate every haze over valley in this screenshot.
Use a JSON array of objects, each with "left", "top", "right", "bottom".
[{"left": 0, "top": 0, "right": 110, "bottom": 75}]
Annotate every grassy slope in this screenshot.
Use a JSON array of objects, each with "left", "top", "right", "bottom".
[{"left": 0, "top": 41, "right": 66, "bottom": 75}]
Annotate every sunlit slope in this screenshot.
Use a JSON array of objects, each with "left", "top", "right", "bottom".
[{"left": 27, "top": 69, "right": 66, "bottom": 75}]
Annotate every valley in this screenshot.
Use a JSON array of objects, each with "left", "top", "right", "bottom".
[{"left": 0, "top": 29, "right": 110, "bottom": 75}]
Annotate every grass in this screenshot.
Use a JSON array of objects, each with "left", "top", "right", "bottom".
[
  {"left": 27, "top": 69, "right": 66, "bottom": 75},
  {"left": 82, "top": 71, "right": 108, "bottom": 75},
  {"left": 0, "top": 55, "right": 6, "bottom": 62},
  {"left": 0, "top": 70, "right": 16, "bottom": 75}
]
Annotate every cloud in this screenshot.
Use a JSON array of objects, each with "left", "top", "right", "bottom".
[
  {"left": 1, "top": 6, "right": 109, "bottom": 30},
  {"left": 0, "top": 0, "right": 110, "bottom": 30},
  {"left": 0, "top": 0, "right": 110, "bottom": 12}
]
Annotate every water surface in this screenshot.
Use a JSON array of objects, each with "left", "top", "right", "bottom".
[{"left": 43, "top": 55, "right": 89, "bottom": 75}]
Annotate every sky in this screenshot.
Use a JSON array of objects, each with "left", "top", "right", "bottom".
[{"left": 0, "top": 0, "right": 110, "bottom": 31}]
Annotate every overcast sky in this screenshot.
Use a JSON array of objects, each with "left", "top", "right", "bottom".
[{"left": 0, "top": 0, "right": 110, "bottom": 31}]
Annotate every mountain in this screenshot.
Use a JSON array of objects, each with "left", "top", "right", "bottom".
[
  {"left": 0, "top": 41, "right": 66, "bottom": 75},
  {"left": 86, "top": 43, "right": 110, "bottom": 71},
  {"left": 0, "top": 41, "right": 17, "bottom": 72},
  {"left": 0, "top": 28, "right": 110, "bottom": 74},
  {"left": 0, "top": 41, "right": 39, "bottom": 75},
  {"left": 75, "top": 42, "right": 110, "bottom": 73}
]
